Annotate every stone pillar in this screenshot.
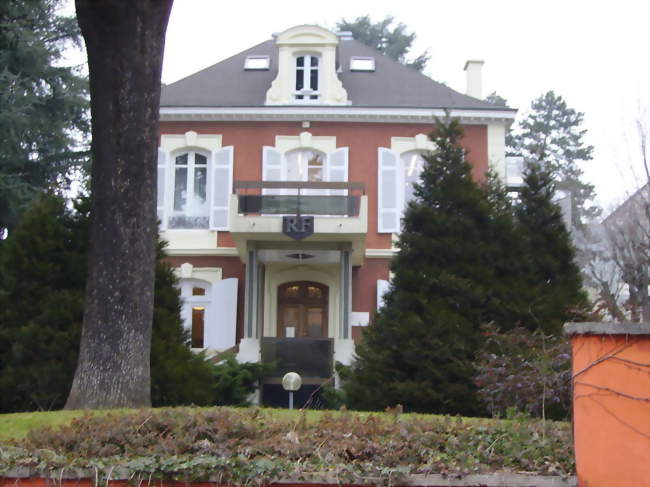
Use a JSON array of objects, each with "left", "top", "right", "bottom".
[
  {"left": 244, "top": 245, "right": 258, "bottom": 339},
  {"left": 564, "top": 322, "right": 650, "bottom": 487},
  {"left": 238, "top": 245, "right": 260, "bottom": 364},
  {"left": 339, "top": 248, "right": 352, "bottom": 339}
]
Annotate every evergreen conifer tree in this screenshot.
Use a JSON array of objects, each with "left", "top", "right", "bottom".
[
  {"left": 510, "top": 91, "right": 598, "bottom": 225},
  {"left": 0, "top": 0, "right": 89, "bottom": 235},
  {"left": 515, "top": 163, "right": 588, "bottom": 334},
  {"left": 336, "top": 16, "right": 430, "bottom": 72},
  {"left": 344, "top": 118, "right": 507, "bottom": 415},
  {"left": 0, "top": 194, "right": 216, "bottom": 412}
]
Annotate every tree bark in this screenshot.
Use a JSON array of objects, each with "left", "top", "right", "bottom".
[{"left": 66, "top": 0, "right": 173, "bottom": 409}]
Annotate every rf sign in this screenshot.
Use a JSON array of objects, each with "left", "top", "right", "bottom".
[{"left": 282, "top": 215, "right": 314, "bottom": 240}]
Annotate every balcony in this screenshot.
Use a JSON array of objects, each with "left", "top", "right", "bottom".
[
  {"left": 235, "top": 181, "right": 364, "bottom": 216},
  {"left": 229, "top": 181, "right": 368, "bottom": 264}
]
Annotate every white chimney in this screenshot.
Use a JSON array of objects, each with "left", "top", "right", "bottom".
[{"left": 464, "top": 60, "right": 484, "bottom": 99}]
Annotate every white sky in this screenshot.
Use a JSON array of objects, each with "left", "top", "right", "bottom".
[{"left": 65, "top": 0, "right": 650, "bottom": 212}]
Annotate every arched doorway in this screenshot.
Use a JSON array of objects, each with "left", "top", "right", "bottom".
[{"left": 277, "top": 281, "right": 328, "bottom": 338}]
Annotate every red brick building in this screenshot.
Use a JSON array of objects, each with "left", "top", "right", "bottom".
[{"left": 157, "top": 25, "right": 515, "bottom": 403}]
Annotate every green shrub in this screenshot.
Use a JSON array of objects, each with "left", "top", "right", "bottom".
[
  {"left": 4, "top": 407, "right": 574, "bottom": 480},
  {"left": 0, "top": 194, "right": 217, "bottom": 411}
]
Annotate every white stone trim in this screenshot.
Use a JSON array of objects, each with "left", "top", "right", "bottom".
[
  {"left": 265, "top": 25, "right": 349, "bottom": 106},
  {"left": 160, "top": 131, "right": 222, "bottom": 153},
  {"left": 160, "top": 107, "right": 517, "bottom": 124},
  {"left": 487, "top": 121, "right": 507, "bottom": 182},
  {"left": 364, "top": 248, "right": 397, "bottom": 258},
  {"left": 263, "top": 264, "right": 340, "bottom": 339},
  {"left": 334, "top": 338, "right": 356, "bottom": 366},
  {"left": 165, "top": 247, "right": 239, "bottom": 257},
  {"left": 275, "top": 131, "right": 337, "bottom": 154},
  {"left": 173, "top": 264, "right": 222, "bottom": 284},
  {"left": 390, "top": 134, "right": 436, "bottom": 154}
]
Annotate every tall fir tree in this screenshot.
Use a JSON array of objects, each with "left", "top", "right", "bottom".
[
  {"left": 509, "top": 91, "right": 598, "bottom": 225},
  {"left": 0, "top": 0, "right": 89, "bottom": 235},
  {"left": 0, "top": 194, "right": 215, "bottom": 412},
  {"left": 336, "top": 16, "right": 429, "bottom": 72},
  {"left": 344, "top": 118, "right": 511, "bottom": 415},
  {"left": 515, "top": 163, "right": 588, "bottom": 334}
]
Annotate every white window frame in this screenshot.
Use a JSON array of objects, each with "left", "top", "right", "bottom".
[
  {"left": 179, "top": 279, "right": 212, "bottom": 349},
  {"left": 244, "top": 55, "right": 270, "bottom": 70},
  {"left": 400, "top": 150, "right": 427, "bottom": 212},
  {"left": 350, "top": 56, "right": 375, "bottom": 71},
  {"left": 294, "top": 54, "right": 320, "bottom": 102},
  {"left": 169, "top": 149, "right": 211, "bottom": 229}
]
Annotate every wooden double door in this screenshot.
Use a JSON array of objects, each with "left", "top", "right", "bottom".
[{"left": 277, "top": 281, "right": 328, "bottom": 338}]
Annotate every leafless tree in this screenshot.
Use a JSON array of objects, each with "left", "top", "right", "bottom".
[{"left": 581, "top": 113, "right": 649, "bottom": 322}]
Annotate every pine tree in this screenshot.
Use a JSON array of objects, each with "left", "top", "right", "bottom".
[
  {"left": 344, "top": 118, "right": 512, "bottom": 415},
  {"left": 510, "top": 91, "right": 598, "bottom": 225},
  {"left": 0, "top": 0, "right": 89, "bottom": 235},
  {"left": 336, "top": 16, "right": 430, "bottom": 72},
  {"left": 515, "top": 163, "right": 588, "bottom": 334},
  {"left": 0, "top": 194, "right": 216, "bottom": 412}
]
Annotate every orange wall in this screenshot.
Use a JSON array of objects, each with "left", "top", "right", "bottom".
[
  {"left": 570, "top": 334, "right": 650, "bottom": 487},
  {"left": 159, "top": 120, "right": 489, "bottom": 250}
]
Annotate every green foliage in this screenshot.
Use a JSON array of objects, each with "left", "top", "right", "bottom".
[
  {"left": 2, "top": 407, "right": 574, "bottom": 479},
  {"left": 150, "top": 244, "right": 215, "bottom": 407},
  {"left": 509, "top": 91, "right": 598, "bottom": 225},
  {"left": 336, "top": 15, "right": 429, "bottom": 72},
  {"left": 0, "top": 194, "right": 217, "bottom": 412},
  {"left": 211, "top": 353, "right": 271, "bottom": 406},
  {"left": 342, "top": 118, "right": 587, "bottom": 415},
  {"left": 344, "top": 118, "right": 506, "bottom": 415},
  {"left": 516, "top": 163, "right": 588, "bottom": 334},
  {"left": 0, "top": 195, "right": 86, "bottom": 412},
  {"left": 0, "top": 0, "right": 89, "bottom": 234},
  {"left": 474, "top": 324, "right": 572, "bottom": 420}
]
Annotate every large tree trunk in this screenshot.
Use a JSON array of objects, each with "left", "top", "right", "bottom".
[{"left": 66, "top": 0, "right": 173, "bottom": 409}]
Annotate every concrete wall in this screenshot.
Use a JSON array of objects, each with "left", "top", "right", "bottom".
[{"left": 565, "top": 322, "right": 650, "bottom": 487}]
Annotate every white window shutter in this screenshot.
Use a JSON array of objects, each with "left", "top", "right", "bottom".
[
  {"left": 210, "top": 146, "right": 233, "bottom": 230},
  {"left": 204, "top": 278, "right": 238, "bottom": 350},
  {"left": 157, "top": 148, "right": 168, "bottom": 230},
  {"left": 326, "top": 147, "right": 348, "bottom": 195},
  {"left": 262, "top": 146, "right": 284, "bottom": 195},
  {"left": 378, "top": 148, "right": 400, "bottom": 233},
  {"left": 377, "top": 279, "right": 390, "bottom": 311}
]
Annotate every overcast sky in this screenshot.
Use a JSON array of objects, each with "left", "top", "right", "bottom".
[{"left": 65, "top": 0, "right": 650, "bottom": 212}]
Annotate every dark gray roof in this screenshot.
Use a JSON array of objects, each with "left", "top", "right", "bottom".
[{"left": 160, "top": 38, "right": 511, "bottom": 111}]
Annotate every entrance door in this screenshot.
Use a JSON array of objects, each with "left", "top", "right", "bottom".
[{"left": 277, "top": 281, "right": 328, "bottom": 338}]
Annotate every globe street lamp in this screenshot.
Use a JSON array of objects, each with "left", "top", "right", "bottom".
[{"left": 282, "top": 372, "right": 302, "bottom": 410}]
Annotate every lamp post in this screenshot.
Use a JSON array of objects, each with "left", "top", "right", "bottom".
[{"left": 282, "top": 372, "right": 302, "bottom": 410}]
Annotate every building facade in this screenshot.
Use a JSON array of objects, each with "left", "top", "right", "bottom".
[{"left": 157, "top": 25, "right": 516, "bottom": 403}]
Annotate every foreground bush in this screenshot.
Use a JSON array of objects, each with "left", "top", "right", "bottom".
[
  {"left": 0, "top": 195, "right": 217, "bottom": 411},
  {"left": 474, "top": 324, "right": 572, "bottom": 420},
  {"left": 1, "top": 407, "right": 574, "bottom": 481}
]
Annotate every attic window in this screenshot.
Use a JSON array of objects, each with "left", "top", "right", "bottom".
[
  {"left": 350, "top": 57, "right": 375, "bottom": 71},
  {"left": 244, "top": 56, "right": 270, "bottom": 70}
]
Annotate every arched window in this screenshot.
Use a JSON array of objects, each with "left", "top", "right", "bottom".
[
  {"left": 179, "top": 279, "right": 211, "bottom": 348},
  {"left": 170, "top": 150, "right": 209, "bottom": 229},
  {"left": 294, "top": 54, "right": 320, "bottom": 101},
  {"left": 285, "top": 149, "right": 325, "bottom": 182},
  {"left": 400, "top": 151, "right": 427, "bottom": 208}
]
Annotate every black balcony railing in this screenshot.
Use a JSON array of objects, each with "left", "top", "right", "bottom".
[
  {"left": 261, "top": 337, "right": 334, "bottom": 379},
  {"left": 234, "top": 181, "right": 364, "bottom": 216}
]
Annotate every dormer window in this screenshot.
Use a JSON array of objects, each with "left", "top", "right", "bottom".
[
  {"left": 244, "top": 55, "right": 270, "bottom": 70},
  {"left": 350, "top": 57, "right": 375, "bottom": 72},
  {"left": 294, "top": 55, "right": 320, "bottom": 101}
]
